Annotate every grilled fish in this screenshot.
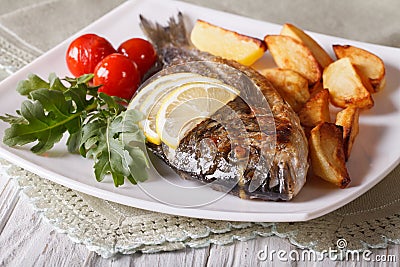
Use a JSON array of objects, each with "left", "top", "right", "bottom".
[{"left": 140, "top": 13, "right": 309, "bottom": 201}]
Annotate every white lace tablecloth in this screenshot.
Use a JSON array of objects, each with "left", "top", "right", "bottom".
[{"left": 1, "top": 0, "right": 400, "bottom": 258}]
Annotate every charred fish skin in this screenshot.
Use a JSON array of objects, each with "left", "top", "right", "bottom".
[{"left": 140, "top": 13, "right": 309, "bottom": 201}]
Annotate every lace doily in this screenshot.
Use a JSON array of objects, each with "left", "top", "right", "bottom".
[
  {"left": 1, "top": 22, "right": 400, "bottom": 258},
  {"left": 0, "top": 33, "right": 38, "bottom": 75}
]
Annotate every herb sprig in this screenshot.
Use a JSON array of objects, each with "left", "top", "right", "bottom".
[{"left": 0, "top": 73, "right": 148, "bottom": 186}]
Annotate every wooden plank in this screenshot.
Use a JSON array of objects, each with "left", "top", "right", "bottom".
[
  {"left": 0, "top": 167, "right": 10, "bottom": 193},
  {"left": 226, "top": 236, "right": 296, "bottom": 267},
  {"left": 54, "top": 238, "right": 400, "bottom": 266},
  {"left": 0, "top": 173, "right": 398, "bottom": 266},
  {"left": 0, "top": 191, "right": 89, "bottom": 266},
  {"left": 0, "top": 191, "right": 399, "bottom": 267},
  {"left": 0, "top": 178, "right": 19, "bottom": 234},
  {"left": 83, "top": 247, "right": 210, "bottom": 267},
  {"left": 202, "top": 237, "right": 284, "bottom": 267},
  {"left": 0, "top": 180, "right": 399, "bottom": 266}
]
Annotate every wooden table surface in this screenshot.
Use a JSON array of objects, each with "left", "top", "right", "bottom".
[
  {"left": 1, "top": 168, "right": 398, "bottom": 266},
  {"left": 1, "top": 0, "right": 400, "bottom": 266}
]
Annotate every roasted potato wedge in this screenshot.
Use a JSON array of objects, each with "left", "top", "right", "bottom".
[
  {"left": 309, "top": 122, "right": 351, "bottom": 188},
  {"left": 298, "top": 89, "right": 330, "bottom": 128},
  {"left": 190, "top": 20, "right": 266, "bottom": 66},
  {"left": 264, "top": 35, "right": 321, "bottom": 85},
  {"left": 333, "top": 45, "right": 386, "bottom": 92},
  {"left": 280, "top": 23, "right": 333, "bottom": 69},
  {"left": 259, "top": 68, "right": 309, "bottom": 112},
  {"left": 309, "top": 80, "right": 324, "bottom": 97},
  {"left": 335, "top": 106, "right": 360, "bottom": 161},
  {"left": 323, "top": 57, "right": 374, "bottom": 109}
]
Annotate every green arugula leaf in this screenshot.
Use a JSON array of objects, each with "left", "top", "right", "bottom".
[
  {"left": 64, "top": 84, "right": 93, "bottom": 112},
  {"left": 3, "top": 99, "right": 67, "bottom": 153},
  {"left": 4, "top": 86, "right": 98, "bottom": 155},
  {"left": 113, "top": 109, "right": 148, "bottom": 183},
  {"left": 1, "top": 74, "right": 148, "bottom": 186},
  {"left": 98, "top": 92, "right": 125, "bottom": 115},
  {"left": 80, "top": 109, "right": 148, "bottom": 187},
  {"left": 48, "top": 73, "right": 68, "bottom": 92},
  {"left": 64, "top": 74, "right": 94, "bottom": 86},
  {"left": 30, "top": 89, "right": 76, "bottom": 127},
  {"left": 16, "top": 74, "right": 49, "bottom": 96},
  {"left": 80, "top": 119, "right": 104, "bottom": 158},
  {"left": 0, "top": 113, "right": 28, "bottom": 125},
  {"left": 66, "top": 129, "right": 82, "bottom": 153}
]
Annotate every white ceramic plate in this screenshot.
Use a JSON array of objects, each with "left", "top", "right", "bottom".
[{"left": 0, "top": 0, "right": 399, "bottom": 222}]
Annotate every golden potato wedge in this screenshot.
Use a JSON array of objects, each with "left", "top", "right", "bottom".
[
  {"left": 190, "top": 20, "right": 266, "bottom": 66},
  {"left": 309, "top": 80, "right": 324, "bottom": 97},
  {"left": 259, "top": 68, "right": 309, "bottom": 112},
  {"left": 298, "top": 89, "right": 330, "bottom": 128},
  {"left": 323, "top": 57, "right": 374, "bottom": 109},
  {"left": 373, "top": 76, "right": 387, "bottom": 92},
  {"left": 309, "top": 122, "right": 351, "bottom": 188},
  {"left": 333, "top": 45, "right": 386, "bottom": 92},
  {"left": 264, "top": 35, "right": 321, "bottom": 85},
  {"left": 280, "top": 23, "right": 333, "bottom": 69},
  {"left": 335, "top": 106, "right": 360, "bottom": 161}
]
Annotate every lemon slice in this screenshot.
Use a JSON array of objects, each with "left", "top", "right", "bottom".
[
  {"left": 128, "top": 73, "right": 224, "bottom": 145},
  {"left": 156, "top": 81, "right": 239, "bottom": 149},
  {"left": 129, "top": 73, "right": 200, "bottom": 145},
  {"left": 128, "top": 72, "right": 201, "bottom": 110}
]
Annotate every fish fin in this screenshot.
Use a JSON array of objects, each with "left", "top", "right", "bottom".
[{"left": 139, "top": 12, "right": 190, "bottom": 51}]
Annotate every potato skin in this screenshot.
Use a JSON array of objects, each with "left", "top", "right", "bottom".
[
  {"left": 333, "top": 44, "right": 386, "bottom": 92},
  {"left": 298, "top": 89, "right": 330, "bottom": 128},
  {"left": 259, "top": 68, "right": 309, "bottom": 112},
  {"left": 281, "top": 23, "right": 333, "bottom": 69},
  {"left": 265, "top": 35, "right": 321, "bottom": 85},
  {"left": 323, "top": 57, "right": 374, "bottom": 109},
  {"left": 335, "top": 106, "right": 360, "bottom": 161},
  {"left": 309, "top": 122, "right": 351, "bottom": 188},
  {"left": 191, "top": 19, "right": 266, "bottom": 66}
]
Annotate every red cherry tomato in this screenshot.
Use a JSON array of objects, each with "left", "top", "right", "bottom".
[
  {"left": 93, "top": 53, "right": 141, "bottom": 100},
  {"left": 66, "top": 33, "right": 116, "bottom": 77},
  {"left": 117, "top": 38, "right": 157, "bottom": 77}
]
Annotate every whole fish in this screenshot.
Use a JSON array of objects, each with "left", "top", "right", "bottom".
[{"left": 140, "top": 13, "right": 309, "bottom": 201}]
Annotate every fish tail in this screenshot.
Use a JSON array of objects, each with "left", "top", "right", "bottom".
[{"left": 139, "top": 12, "right": 190, "bottom": 51}]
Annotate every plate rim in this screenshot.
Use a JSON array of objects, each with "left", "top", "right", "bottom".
[{"left": 0, "top": 0, "right": 399, "bottom": 222}]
